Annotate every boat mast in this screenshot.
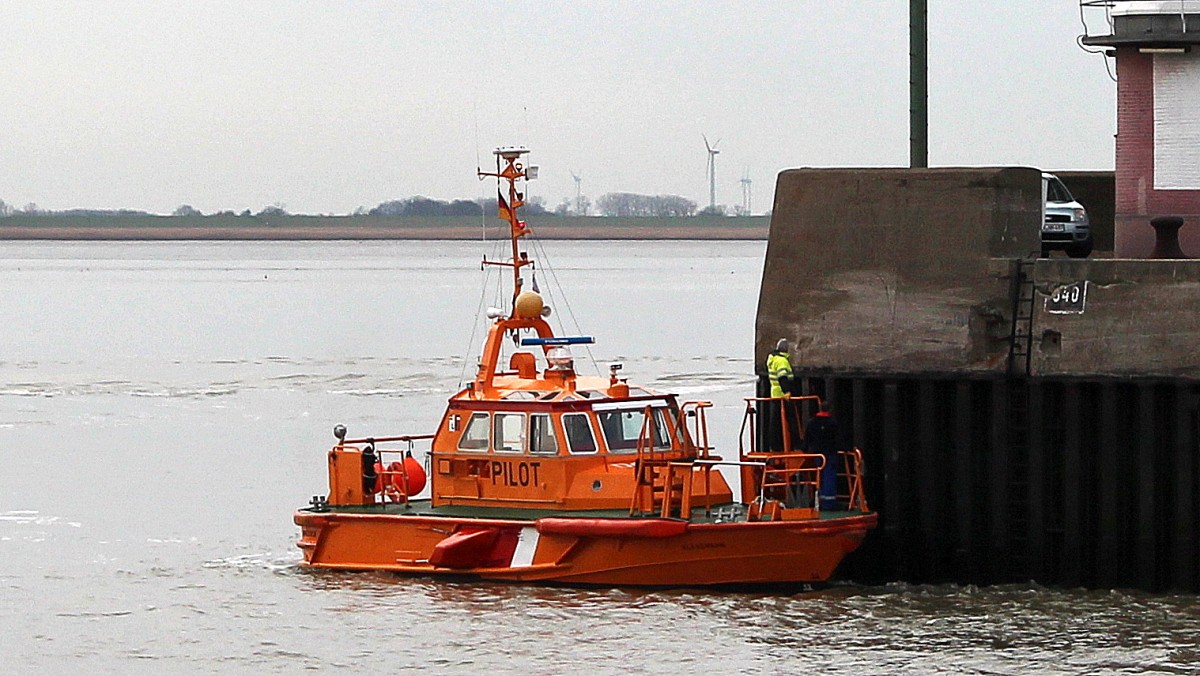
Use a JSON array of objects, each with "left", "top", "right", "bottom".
[
  {"left": 478, "top": 147, "right": 535, "bottom": 317},
  {"left": 470, "top": 147, "right": 556, "bottom": 397}
]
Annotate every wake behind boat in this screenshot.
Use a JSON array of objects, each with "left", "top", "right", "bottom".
[{"left": 293, "top": 147, "right": 876, "bottom": 586}]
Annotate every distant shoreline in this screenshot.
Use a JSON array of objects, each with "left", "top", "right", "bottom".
[
  {"left": 0, "top": 225, "right": 768, "bottom": 241},
  {"left": 0, "top": 215, "right": 769, "bottom": 241}
]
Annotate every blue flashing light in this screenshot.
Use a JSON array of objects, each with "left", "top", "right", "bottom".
[{"left": 520, "top": 336, "right": 595, "bottom": 346}]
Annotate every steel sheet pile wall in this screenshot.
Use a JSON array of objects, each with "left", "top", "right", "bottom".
[
  {"left": 760, "top": 167, "right": 1200, "bottom": 591},
  {"left": 795, "top": 375, "right": 1200, "bottom": 591}
]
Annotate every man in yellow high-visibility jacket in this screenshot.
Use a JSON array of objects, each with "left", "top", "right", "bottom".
[
  {"left": 766, "top": 338, "right": 794, "bottom": 398},
  {"left": 764, "top": 338, "right": 797, "bottom": 451}
]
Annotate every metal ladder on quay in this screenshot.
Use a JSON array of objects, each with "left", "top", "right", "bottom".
[
  {"left": 1007, "top": 258, "right": 1037, "bottom": 378},
  {"left": 1003, "top": 258, "right": 1037, "bottom": 578}
]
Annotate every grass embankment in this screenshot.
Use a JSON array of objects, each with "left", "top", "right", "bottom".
[{"left": 0, "top": 215, "right": 769, "bottom": 240}]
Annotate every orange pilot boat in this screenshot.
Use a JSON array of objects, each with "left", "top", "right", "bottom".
[{"left": 293, "top": 147, "right": 877, "bottom": 586}]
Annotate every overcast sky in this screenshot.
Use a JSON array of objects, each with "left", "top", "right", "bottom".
[{"left": 1, "top": 2, "right": 1118, "bottom": 215}]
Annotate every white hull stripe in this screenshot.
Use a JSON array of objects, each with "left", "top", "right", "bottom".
[{"left": 511, "top": 527, "right": 540, "bottom": 568}]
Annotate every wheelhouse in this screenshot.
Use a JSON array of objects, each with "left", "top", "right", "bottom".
[{"left": 430, "top": 381, "right": 731, "bottom": 510}]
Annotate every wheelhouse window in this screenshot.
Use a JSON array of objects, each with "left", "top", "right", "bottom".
[
  {"left": 458, "top": 412, "right": 490, "bottom": 451},
  {"left": 596, "top": 405, "right": 670, "bottom": 453},
  {"left": 562, "top": 413, "right": 597, "bottom": 454},
  {"left": 529, "top": 413, "right": 558, "bottom": 455},
  {"left": 493, "top": 413, "right": 524, "bottom": 453}
]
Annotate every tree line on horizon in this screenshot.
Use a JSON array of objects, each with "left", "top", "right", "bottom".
[{"left": 0, "top": 194, "right": 750, "bottom": 220}]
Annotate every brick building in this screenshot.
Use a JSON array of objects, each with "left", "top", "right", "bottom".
[{"left": 1084, "top": 1, "right": 1200, "bottom": 256}]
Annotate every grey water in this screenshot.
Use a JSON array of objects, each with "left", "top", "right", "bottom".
[{"left": 1, "top": 240, "right": 1198, "bottom": 674}]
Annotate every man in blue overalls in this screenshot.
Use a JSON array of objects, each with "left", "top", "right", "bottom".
[{"left": 801, "top": 401, "right": 843, "bottom": 511}]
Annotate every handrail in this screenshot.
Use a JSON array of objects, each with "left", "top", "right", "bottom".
[
  {"left": 839, "top": 448, "right": 870, "bottom": 512},
  {"left": 631, "top": 405, "right": 663, "bottom": 515},
  {"left": 745, "top": 451, "right": 824, "bottom": 507},
  {"left": 374, "top": 460, "right": 414, "bottom": 506},
  {"left": 1079, "top": 0, "right": 1197, "bottom": 39},
  {"left": 635, "top": 403, "right": 659, "bottom": 459},
  {"left": 341, "top": 434, "right": 435, "bottom": 445},
  {"left": 742, "top": 396, "right": 823, "bottom": 403},
  {"left": 692, "top": 457, "right": 767, "bottom": 517},
  {"left": 739, "top": 395, "right": 821, "bottom": 455},
  {"left": 694, "top": 459, "right": 769, "bottom": 468},
  {"left": 336, "top": 434, "right": 435, "bottom": 506},
  {"left": 678, "top": 400, "right": 713, "bottom": 458},
  {"left": 632, "top": 402, "right": 722, "bottom": 517},
  {"left": 735, "top": 396, "right": 872, "bottom": 514}
]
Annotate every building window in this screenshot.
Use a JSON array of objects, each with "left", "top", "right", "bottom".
[{"left": 1154, "top": 52, "right": 1200, "bottom": 190}]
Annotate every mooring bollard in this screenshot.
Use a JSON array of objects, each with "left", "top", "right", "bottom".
[{"left": 1149, "top": 216, "right": 1189, "bottom": 259}]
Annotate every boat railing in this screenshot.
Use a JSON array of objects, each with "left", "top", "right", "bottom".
[
  {"left": 678, "top": 400, "right": 714, "bottom": 459},
  {"left": 839, "top": 448, "right": 870, "bottom": 512},
  {"left": 743, "top": 451, "right": 824, "bottom": 514},
  {"left": 340, "top": 434, "right": 435, "bottom": 445},
  {"left": 632, "top": 403, "right": 727, "bottom": 517},
  {"left": 630, "top": 445, "right": 828, "bottom": 521},
  {"left": 737, "top": 396, "right": 870, "bottom": 514},
  {"left": 691, "top": 458, "right": 767, "bottom": 516},
  {"left": 737, "top": 395, "right": 821, "bottom": 455},
  {"left": 631, "top": 405, "right": 674, "bottom": 515},
  {"left": 339, "top": 434, "right": 434, "bottom": 506}
]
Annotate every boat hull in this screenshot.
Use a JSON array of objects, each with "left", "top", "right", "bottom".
[{"left": 294, "top": 509, "right": 877, "bottom": 587}]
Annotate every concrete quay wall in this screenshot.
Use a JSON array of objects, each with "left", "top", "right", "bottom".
[
  {"left": 758, "top": 167, "right": 1200, "bottom": 380},
  {"left": 758, "top": 167, "right": 1200, "bottom": 591},
  {"left": 758, "top": 167, "right": 1039, "bottom": 375},
  {"left": 1033, "top": 259, "right": 1200, "bottom": 379}
]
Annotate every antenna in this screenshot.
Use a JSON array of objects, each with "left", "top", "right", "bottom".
[
  {"left": 703, "top": 134, "right": 720, "bottom": 211},
  {"left": 740, "top": 167, "right": 752, "bottom": 215},
  {"left": 570, "top": 170, "right": 583, "bottom": 215},
  {"left": 477, "top": 147, "right": 536, "bottom": 312}
]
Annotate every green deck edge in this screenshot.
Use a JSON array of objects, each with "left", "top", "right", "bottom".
[{"left": 301, "top": 500, "right": 869, "bottom": 524}]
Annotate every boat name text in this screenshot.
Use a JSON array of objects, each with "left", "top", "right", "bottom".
[{"left": 490, "top": 460, "right": 541, "bottom": 487}]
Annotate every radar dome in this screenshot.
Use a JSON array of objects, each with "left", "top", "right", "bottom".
[{"left": 514, "top": 291, "right": 544, "bottom": 319}]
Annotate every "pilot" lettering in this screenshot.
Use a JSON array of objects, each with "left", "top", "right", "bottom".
[{"left": 490, "top": 460, "right": 541, "bottom": 487}]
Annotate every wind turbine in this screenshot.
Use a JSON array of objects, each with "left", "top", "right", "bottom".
[
  {"left": 740, "top": 168, "right": 752, "bottom": 215},
  {"left": 570, "top": 170, "right": 583, "bottom": 215},
  {"left": 703, "top": 134, "right": 720, "bottom": 211}
]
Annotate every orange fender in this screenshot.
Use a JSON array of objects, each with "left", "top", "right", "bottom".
[
  {"left": 535, "top": 518, "right": 688, "bottom": 539},
  {"left": 399, "top": 456, "right": 427, "bottom": 496},
  {"left": 429, "top": 528, "right": 501, "bottom": 569}
]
